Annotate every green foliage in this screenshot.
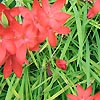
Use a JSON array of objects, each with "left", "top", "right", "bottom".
[{"left": 0, "top": 0, "right": 100, "bottom": 100}]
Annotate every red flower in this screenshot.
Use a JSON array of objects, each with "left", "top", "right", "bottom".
[
  {"left": 0, "top": 25, "right": 16, "bottom": 65},
  {"left": 3, "top": 55, "right": 23, "bottom": 78},
  {"left": 11, "top": 0, "right": 47, "bottom": 44},
  {"left": 15, "top": 25, "right": 39, "bottom": 65},
  {"left": 93, "top": 92, "right": 100, "bottom": 100},
  {"left": 42, "top": 0, "right": 71, "bottom": 47},
  {"left": 67, "top": 84, "right": 94, "bottom": 100},
  {"left": 16, "top": 2, "right": 47, "bottom": 45},
  {"left": 11, "top": 0, "right": 71, "bottom": 47},
  {"left": 87, "top": 0, "right": 100, "bottom": 18},
  {"left": 56, "top": 59, "right": 67, "bottom": 70}
]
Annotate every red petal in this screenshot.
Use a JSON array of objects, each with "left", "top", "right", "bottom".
[
  {"left": 87, "top": 96, "right": 94, "bottom": 100},
  {"left": 38, "top": 9, "right": 48, "bottom": 27},
  {"left": 77, "top": 84, "right": 85, "bottom": 97},
  {"left": 93, "top": 0, "right": 100, "bottom": 12},
  {"left": 84, "top": 85, "right": 92, "bottom": 98},
  {"left": 11, "top": 7, "right": 31, "bottom": 18},
  {"left": 56, "top": 59, "right": 67, "bottom": 70},
  {"left": 48, "top": 31, "right": 57, "bottom": 47},
  {"left": 3, "top": 57, "right": 12, "bottom": 78},
  {"left": 0, "top": 4, "right": 7, "bottom": 12},
  {"left": 25, "top": 26, "right": 37, "bottom": 38},
  {"left": 24, "top": 28, "right": 40, "bottom": 49},
  {"left": 3, "top": 28, "right": 14, "bottom": 39},
  {"left": 12, "top": 56, "right": 22, "bottom": 78},
  {"left": 57, "top": 26, "right": 71, "bottom": 34},
  {"left": 26, "top": 39, "right": 39, "bottom": 50},
  {"left": 49, "top": 18, "right": 61, "bottom": 30},
  {"left": 3, "top": 40, "right": 16, "bottom": 55},
  {"left": 10, "top": 7, "right": 21, "bottom": 17},
  {"left": 22, "top": 18, "right": 34, "bottom": 32},
  {"left": 42, "top": 0, "right": 50, "bottom": 13},
  {"left": 51, "top": 0, "right": 66, "bottom": 14},
  {"left": 16, "top": 44, "right": 27, "bottom": 65},
  {"left": 0, "top": 45, "right": 6, "bottom": 65},
  {"left": 87, "top": 8, "right": 96, "bottom": 19},
  {"left": 54, "top": 12, "right": 71, "bottom": 25},
  {"left": 87, "top": 0, "right": 100, "bottom": 19},
  {"left": 10, "top": 20, "right": 23, "bottom": 39},
  {"left": 0, "top": 25, "right": 4, "bottom": 34},
  {"left": 30, "top": 44, "right": 40, "bottom": 51},
  {"left": 32, "top": 0, "right": 41, "bottom": 15},
  {"left": 94, "top": 92, "right": 100, "bottom": 100},
  {"left": 67, "top": 94, "right": 78, "bottom": 100},
  {"left": 37, "top": 31, "right": 46, "bottom": 43},
  {"left": 15, "top": 39, "right": 24, "bottom": 49}
]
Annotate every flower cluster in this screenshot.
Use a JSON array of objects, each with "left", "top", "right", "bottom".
[
  {"left": 0, "top": 0, "right": 70, "bottom": 78},
  {"left": 67, "top": 84, "right": 100, "bottom": 100}
]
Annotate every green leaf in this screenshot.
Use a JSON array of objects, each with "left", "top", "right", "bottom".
[
  {"left": 9, "top": 0, "right": 16, "bottom": 8},
  {"left": 1, "top": 12, "right": 8, "bottom": 27}
]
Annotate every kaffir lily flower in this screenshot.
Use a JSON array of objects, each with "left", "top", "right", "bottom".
[
  {"left": 15, "top": 25, "right": 39, "bottom": 65},
  {"left": 67, "top": 84, "right": 94, "bottom": 100},
  {"left": 56, "top": 59, "right": 67, "bottom": 70},
  {"left": 10, "top": 0, "right": 47, "bottom": 45},
  {"left": 13, "top": 0, "right": 47, "bottom": 43},
  {"left": 87, "top": 0, "right": 100, "bottom": 18},
  {"left": 11, "top": 0, "right": 71, "bottom": 47},
  {"left": 42, "top": 0, "right": 71, "bottom": 47}
]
